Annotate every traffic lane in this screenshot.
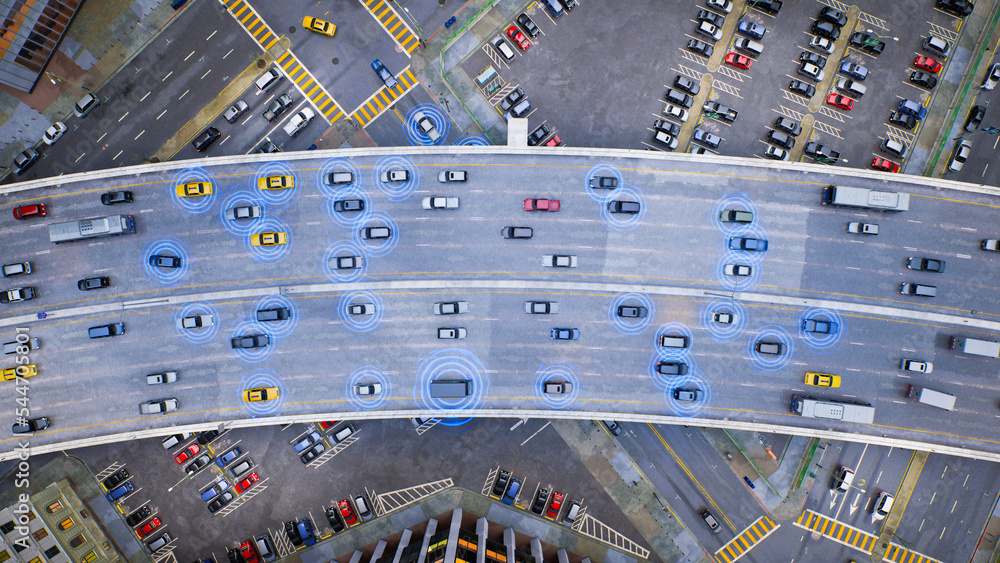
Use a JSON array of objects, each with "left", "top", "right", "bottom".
[
  {"left": 617, "top": 422, "right": 763, "bottom": 549},
  {"left": 896, "top": 453, "right": 1000, "bottom": 559},
  {"left": 29, "top": 1, "right": 255, "bottom": 178}
]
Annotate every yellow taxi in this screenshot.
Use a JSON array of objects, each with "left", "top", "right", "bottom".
[
  {"left": 303, "top": 16, "right": 336, "bottom": 37},
  {"left": 1, "top": 364, "right": 37, "bottom": 381},
  {"left": 250, "top": 232, "right": 288, "bottom": 247},
  {"left": 805, "top": 372, "right": 841, "bottom": 388},
  {"left": 258, "top": 175, "right": 294, "bottom": 190},
  {"left": 176, "top": 181, "right": 213, "bottom": 198},
  {"left": 243, "top": 387, "right": 279, "bottom": 402}
]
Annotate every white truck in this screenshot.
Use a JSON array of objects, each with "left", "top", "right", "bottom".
[
  {"left": 907, "top": 385, "right": 956, "bottom": 411},
  {"left": 283, "top": 108, "right": 315, "bottom": 137},
  {"left": 822, "top": 185, "right": 910, "bottom": 212},
  {"left": 950, "top": 336, "right": 1000, "bottom": 358}
]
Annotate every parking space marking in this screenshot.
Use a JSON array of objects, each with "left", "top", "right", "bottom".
[
  {"left": 96, "top": 462, "right": 125, "bottom": 489},
  {"left": 679, "top": 50, "right": 709, "bottom": 67},
  {"left": 818, "top": 105, "right": 851, "bottom": 123},
  {"left": 271, "top": 525, "right": 295, "bottom": 558},
  {"left": 812, "top": 120, "right": 844, "bottom": 139},
  {"left": 782, "top": 90, "right": 811, "bottom": 110},
  {"left": 413, "top": 417, "right": 440, "bottom": 435},
  {"left": 711, "top": 80, "right": 742, "bottom": 99},
  {"left": 675, "top": 64, "right": 704, "bottom": 82},
  {"left": 714, "top": 515, "right": 779, "bottom": 563},
  {"left": 360, "top": 0, "right": 420, "bottom": 55},
  {"left": 928, "top": 23, "right": 958, "bottom": 42},
  {"left": 306, "top": 431, "right": 360, "bottom": 468},
  {"left": 220, "top": 0, "right": 281, "bottom": 52},
  {"left": 775, "top": 106, "right": 806, "bottom": 122},
  {"left": 219, "top": 480, "right": 269, "bottom": 517},
  {"left": 275, "top": 50, "right": 346, "bottom": 123},
  {"left": 857, "top": 11, "right": 889, "bottom": 33},
  {"left": 491, "top": 84, "right": 518, "bottom": 105},
  {"left": 714, "top": 66, "right": 747, "bottom": 83},
  {"left": 886, "top": 125, "right": 915, "bottom": 144},
  {"left": 482, "top": 44, "right": 507, "bottom": 71},
  {"left": 349, "top": 66, "right": 418, "bottom": 127}
]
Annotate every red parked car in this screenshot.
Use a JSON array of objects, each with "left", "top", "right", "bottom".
[
  {"left": 871, "top": 157, "right": 900, "bottom": 173},
  {"left": 826, "top": 93, "right": 855, "bottom": 110},
  {"left": 724, "top": 52, "right": 753, "bottom": 70},
  {"left": 137, "top": 517, "right": 161, "bottom": 538},
  {"left": 506, "top": 25, "right": 530, "bottom": 50},
  {"left": 524, "top": 198, "right": 560, "bottom": 212},
  {"left": 546, "top": 492, "right": 564, "bottom": 518},
  {"left": 914, "top": 55, "right": 942, "bottom": 74},
  {"left": 235, "top": 472, "right": 259, "bottom": 493},
  {"left": 240, "top": 540, "right": 260, "bottom": 563},
  {"left": 13, "top": 204, "right": 45, "bottom": 220},
  {"left": 339, "top": 499, "right": 357, "bottom": 526},
  {"left": 174, "top": 443, "right": 200, "bottom": 464},
  {"left": 544, "top": 135, "right": 563, "bottom": 147}
]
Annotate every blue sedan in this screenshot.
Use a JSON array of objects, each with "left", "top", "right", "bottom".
[
  {"left": 897, "top": 99, "right": 927, "bottom": 120},
  {"left": 839, "top": 62, "right": 868, "bottom": 81},
  {"left": 371, "top": 59, "right": 398, "bottom": 89},
  {"left": 215, "top": 447, "right": 242, "bottom": 467}
]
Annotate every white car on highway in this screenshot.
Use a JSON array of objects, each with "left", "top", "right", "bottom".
[
  {"left": 543, "top": 255, "right": 577, "bottom": 268},
  {"left": 422, "top": 196, "right": 459, "bottom": 210},
  {"left": 177, "top": 315, "right": 214, "bottom": 330}
]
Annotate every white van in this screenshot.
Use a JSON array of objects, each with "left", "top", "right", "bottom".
[{"left": 562, "top": 500, "right": 581, "bottom": 524}]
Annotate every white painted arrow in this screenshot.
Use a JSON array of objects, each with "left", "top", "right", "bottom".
[{"left": 850, "top": 492, "right": 861, "bottom": 516}]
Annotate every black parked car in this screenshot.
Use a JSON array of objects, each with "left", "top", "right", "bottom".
[
  {"left": 788, "top": 80, "right": 816, "bottom": 98},
  {"left": 125, "top": 506, "right": 151, "bottom": 527},
  {"left": 103, "top": 468, "right": 130, "bottom": 490},
  {"left": 197, "top": 430, "right": 221, "bottom": 445},
  {"left": 531, "top": 488, "right": 550, "bottom": 514},
  {"left": 965, "top": 105, "right": 986, "bottom": 132},
  {"left": 492, "top": 470, "right": 511, "bottom": 496},
  {"left": 888, "top": 110, "right": 917, "bottom": 130}
]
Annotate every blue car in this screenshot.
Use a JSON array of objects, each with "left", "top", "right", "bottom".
[
  {"left": 897, "top": 99, "right": 927, "bottom": 120},
  {"left": 105, "top": 481, "right": 133, "bottom": 503},
  {"left": 215, "top": 447, "right": 242, "bottom": 467},
  {"left": 737, "top": 20, "right": 766, "bottom": 39},
  {"left": 502, "top": 478, "right": 521, "bottom": 505},
  {"left": 371, "top": 59, "right": 398, "bottom": 89},
  {"left": 839, "top": 62, "right": 868, "bottom": 81},
  {"left": 297, "top": 519, "right": 316, "bottom": 546}
]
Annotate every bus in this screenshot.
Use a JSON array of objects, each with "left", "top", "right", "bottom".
[
  {"left": 49, "top": 215, "right": 135, "bottom": 243},
  {"left": 790, "top": 395, "right": 875, "bottom": 424},
  {"left": 822, "top": 185, "right": 910, "bottom": 212}
]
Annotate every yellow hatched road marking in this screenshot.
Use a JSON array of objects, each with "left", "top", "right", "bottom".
[
  {"left": 794, "top": 510, "right": 943, "bottom": 563},
  {"left": 349, "top": 67, "right": 419, "bottom": 126},
  {"left": 359, "top": 0, "right": 419, "bottom": 54},
  {"left": 714, "top": 516, "right": 778, "bottom": 563}
]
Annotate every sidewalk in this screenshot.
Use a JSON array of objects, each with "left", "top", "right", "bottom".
[{"left": 0, "top": 0, "right": 184, "bottom": 165}]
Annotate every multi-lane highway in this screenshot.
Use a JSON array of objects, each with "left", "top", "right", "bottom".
[{"left": 3, "top": 148, "right": 1000, "bottom": 461}]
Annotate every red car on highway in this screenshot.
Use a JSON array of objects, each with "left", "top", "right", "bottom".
[
  {"left": 506, "top": 25, "right": 530, "bottom": 50},
  {"left": 724, "top": 52, "right": 752, "bottom": 70},
  {"left": 826, "top": 93, "right": 855, "bottom": 110},
  {"left": 13, "top": 204, "right": 45, "bottom": 220},
  {"left": 174, "top": 443, "right": 200, "bottom": 464},
  {"left": 524, "top": 198, "right": 560, "bottom": 212},
  {"left": 914, "top": 55, "right": 942, "bottom": 74}
]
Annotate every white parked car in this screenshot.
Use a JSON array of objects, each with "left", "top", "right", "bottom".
[
  {"left": 949, "top": 140, "right": 971, "bottom": 172},
  {"left": 663, "top": 104, "right": 688, "bottom": 122},
  {"left": 42, "top": 122, "right": 67, "bottom": 145}
]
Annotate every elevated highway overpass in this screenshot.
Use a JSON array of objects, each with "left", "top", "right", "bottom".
[{"left": 2, "top": 146, "right": 1000, "bottom": 461}]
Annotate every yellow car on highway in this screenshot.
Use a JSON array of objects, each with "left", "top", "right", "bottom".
[
  {"left": 258, "top": 175, "right": 294, "bottom": 190},
  {"left": 177, "top": 181, "right": 213, "bottom": 197},
  {"left": 805, "top": 372, "right": 841, "bottom": 388},
  {"left": 303, "top": 16, "right": 336, "bottom": 37},
  {"left": 2, "top": 364, "right": 37, "bottom": 381},
  {"left": 243, "top": 387, "right": 279, "bottom": 402},
  {"left": 250, "top": 232, "right": 288, "bottom": 247}
]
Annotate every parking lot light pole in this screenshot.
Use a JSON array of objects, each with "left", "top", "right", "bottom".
[
  {"left": 167, "top": 471, "right": 192, "bottom": 492},
  {"left": 865, "top": 29, "right": 899, "bottom": 43}
]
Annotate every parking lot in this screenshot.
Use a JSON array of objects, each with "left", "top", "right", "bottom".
[
  {"left": 68, "top": 418, "right": 645, "bottom": 562},
  {"left": 456, "top": 0, "right": 979, "bottom": 174}
]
